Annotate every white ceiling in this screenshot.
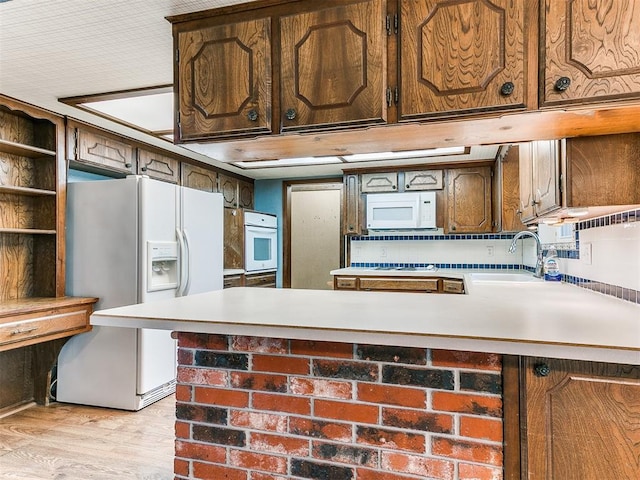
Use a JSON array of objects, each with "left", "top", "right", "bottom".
[{"left": 0, "top": 0, "right": 498, "bottom": 179}]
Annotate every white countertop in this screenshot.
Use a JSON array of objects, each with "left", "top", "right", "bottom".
[
  {"left": 223, "top": 268, "right": 245, "bottom": 276},
  {"left": 90, "top": 278, "right": 640, "bottom": 365}
]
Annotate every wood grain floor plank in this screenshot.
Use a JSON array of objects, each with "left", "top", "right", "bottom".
[{"left": 0, "top": 396, "right": 175, "bottom": 479}]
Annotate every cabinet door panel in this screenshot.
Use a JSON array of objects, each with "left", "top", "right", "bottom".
[
  {"left": 361, "top": 172, "right": 398, "bottom": 192},
  {"left": 523, "top": 357, "right": 640, "bottom": 479},
  {"left": 181, "top": 163, "right": 217, "bottom": 192},
  {"left": 76, "top": 129, "right": 135, "bottom": 174},
  {"left": 531, "top": 140, "right": 560, "bottom": 217},
  {"left": 280, "top": 0, "right": 386, "bottom": 132},
  {"left": 238, "top": 179, "right": 254, "bottom": 209},
  {"left": 446, "top": 166, "right": 492, "bottom": 233},
  {"left": 404, "top": 170, "right": 443, "bottom": 190},
  {"left": 137, "top": 149, "right": 179, "bottom": 183},
  {"left": 400, "top": 0, "right": 526, "bottom": 120},
  {"left": 177, "top": 18, "right": 271, "bottom": 140},
  {"left": 223, "top": 208, "right": 244, "bottom": 270},
  {"left": 343, "top": 173, "right": 362, "bottom": 235},
  {"left": 218, "top": 173, "right": 238, "bottom": 207},
  {"left": 542, "top": 0, "right": 640, "bottom": 106}
]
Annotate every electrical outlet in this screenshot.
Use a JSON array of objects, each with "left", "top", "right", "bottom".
[
  {"left": 380, "top": 247, "right": 387, "bottom": 258},
  {"left": 486, "top": 246, "right": 494, "bottom": 257},
  {"left": 581, "top": 242, "right": 592, "bottom": 265}
]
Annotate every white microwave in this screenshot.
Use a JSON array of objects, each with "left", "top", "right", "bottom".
[{"left": 366, "top": 192, "right": 436, "bottom": 230}]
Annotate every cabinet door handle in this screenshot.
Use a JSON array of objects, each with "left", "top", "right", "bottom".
[
  {"left": 11, "top": 326, "right": 39, "bottom": 336},
  {"left": 247, "top": 109, "right": 258, "bottom": 122},
  {"left": 285, "top": 108, "right": 297, "bottom": 121},
  {"left": 534, "top": 363, "right": 551, "bottom": 377},
  {"left": 500, "top": 81, "right": 515, "bottom": 96},
  {"left": 125, "top": 163, "right": 132, "bottom": 168},
  {"left": 141, "top": 166, "right": 147, "bottom": 172},
  {"left": 554, "top": 76, "right": 571, "bottom": 92}
]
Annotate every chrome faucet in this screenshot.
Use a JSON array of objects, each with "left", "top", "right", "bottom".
[{"left": 509, "top": 230, "right": 544, "bottom": 278}]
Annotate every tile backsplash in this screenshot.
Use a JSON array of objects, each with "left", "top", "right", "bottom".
[{"left": 349, "top": 208, "right": 640, "bottom": 305}]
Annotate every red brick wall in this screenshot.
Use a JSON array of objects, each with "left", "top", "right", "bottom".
[{"left": 174, "top": 333, "right": 503, "bottom": 480}]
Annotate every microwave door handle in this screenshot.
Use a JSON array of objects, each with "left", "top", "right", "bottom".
[
  {"left": 182, "top": 229, "right": 192, "bottom": 296},
  {"left": 176, "top": 228, "right": 187, "bottom": 297}
]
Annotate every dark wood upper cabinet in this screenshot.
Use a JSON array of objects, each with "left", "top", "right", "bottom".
[
  {"left": 399, "top": 0, "right": 528, "bottom": 120},
  {"left": 176, "top": 17, "right": 272, "bottom": 140},
  {"left": 279, "top": 0, "right": 387, "bottom": 132},
  {"left": 541, "top": 0, "right": 640, "bottom": 106},
  {"left": 445, "top": 166, "right": 493, "bottom": 233}
]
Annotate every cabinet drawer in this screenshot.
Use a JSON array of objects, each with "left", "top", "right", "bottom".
[
  {"left": 0, "top": 310, "right": 89, "bottom": 349},
  {"left": 335, "top": 277, "right": 357, "bottom": 290},
  {"left": 442, "top": 279, "right": 465, "bottom": 294},
  {"left": 245, "top": 272, "right": 276, "bottom": 288},
  {"left": 360, "top": 277, "right": 440, "bottom": 292},
  {"left": 223, "top": 275, "right": 244, "bottom": 289}
]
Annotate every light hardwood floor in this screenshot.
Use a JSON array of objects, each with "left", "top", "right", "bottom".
[{"left": 0, "top": 396, "right": 175, "bottom": 479}]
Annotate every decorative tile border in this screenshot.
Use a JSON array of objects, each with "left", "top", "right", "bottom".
[
  {"left": 352, "top": 233, "right": 516, "bottom": 241},
  {"left": 563, "top": 274, "right": 639, "bottom": 304},
  {"left": 350, "top": 262, "right": 523, "bottom": 270}
]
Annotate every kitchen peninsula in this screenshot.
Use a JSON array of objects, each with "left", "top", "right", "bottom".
[{"left": 91, "top": 281, "right": 640, "bottom": 479}]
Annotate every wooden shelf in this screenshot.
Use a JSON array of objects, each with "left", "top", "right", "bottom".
[
  {"left": 0, "top": 185, "right": 56, "bottom": 197},
  {"left": 0, "top": 139, "right": 56, "bottom": 158},
  {"left": 0, "top": 228, "right": 57, "bottom": 235}
]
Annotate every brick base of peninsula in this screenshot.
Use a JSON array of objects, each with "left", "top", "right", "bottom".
[{"left": 174, "top": 333, "right": 504, "bottom": 480}]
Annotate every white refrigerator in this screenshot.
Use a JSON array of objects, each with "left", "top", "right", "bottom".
[{"left": 57, "top": 175, "right": 223, "bottom": 410}]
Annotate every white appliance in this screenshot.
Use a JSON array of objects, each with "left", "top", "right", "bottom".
[
  {"left": 244, "top": 211, "right": 278, "bottom": 272},
  {"left": 366, "top": 192, "right": 436, "bottom": 230},
  {"left": 57, "top": 175, "right": 223, "bottom": 410}
]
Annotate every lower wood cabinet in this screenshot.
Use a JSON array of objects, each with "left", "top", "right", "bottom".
[
  {"left": 518, "top": 356, "right": 640, "bottom": 479},
  {"left": 244, "top": 272, "right": 276, "bottom": 288},
  {"left": 333, "top": 275, "right": 465, "bottom": 294},
  {"left": 224, "top": 272, "right": 277, "bottom": 288},
  {"left": 223, "top": 274, "right": 244, "bottom": 289},
  {"left": 0, "top": 297, "right": 97, "bottom": 410}
]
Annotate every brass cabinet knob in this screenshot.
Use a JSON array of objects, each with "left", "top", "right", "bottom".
[{"left": 247, "top": 109, "right": 258, "bottom": 122}]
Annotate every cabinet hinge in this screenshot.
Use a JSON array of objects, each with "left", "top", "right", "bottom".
[
  {"left": 386, "top": 88, "right": 392, "bottom": 107},
  {"left": 73, "top": 130, "right": 78, "bottom": 158},
  {"left": 559, "top": 173, "right": 563, "bottom": 193},
  {"left": 394, "top": 86, "right": 399, "bottom": 105},
  {"left": 394, "top": 13, "right": 398, "bottom": 34},
  {"left": 175, "top": 49, "right": 179, "bottom": 63},
  {"left": 386, "top": 15, "right": 391, "bottom": 35}
]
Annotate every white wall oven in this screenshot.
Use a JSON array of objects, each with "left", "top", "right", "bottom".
[{"left": 244, "top": 211, "right": 278, "bottom": 272}]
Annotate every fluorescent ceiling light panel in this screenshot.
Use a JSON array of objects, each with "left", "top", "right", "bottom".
[
  {"left": 235, "top": 156, "right": 342, "bottom": 169},
  {"left": 342, "top": 146, "right": 466, "bottom": 162},
  {"left": 80, "top": 92, "right": 174, "bottom": 133}
]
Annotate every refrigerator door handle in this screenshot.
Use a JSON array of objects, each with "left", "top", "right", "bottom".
[
  {"left": 176, "top": 227, "right": 187, "bottom": 297},
  {"left": 182, "top": 229, "right": 192, "bottom": 296}
]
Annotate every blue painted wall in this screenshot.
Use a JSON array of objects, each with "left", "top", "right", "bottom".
[{"left": 254, "top": 179, "right": 284, "bottom": 287}]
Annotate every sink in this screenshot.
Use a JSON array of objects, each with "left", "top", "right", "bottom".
[{"left": 469, "top": 272, "right": 543, "bottom": 283}]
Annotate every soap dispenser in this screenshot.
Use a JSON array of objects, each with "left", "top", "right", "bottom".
[{"left": 543, "top": 245, "right": 561, "bottom": 282}]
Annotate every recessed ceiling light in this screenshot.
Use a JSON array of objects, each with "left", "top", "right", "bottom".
[
  {"left": 234, "top": 156, "right": 342, "bottom": 169},
  {"left": 342, "top": 146, "right": 467, "bottom": 162}
]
